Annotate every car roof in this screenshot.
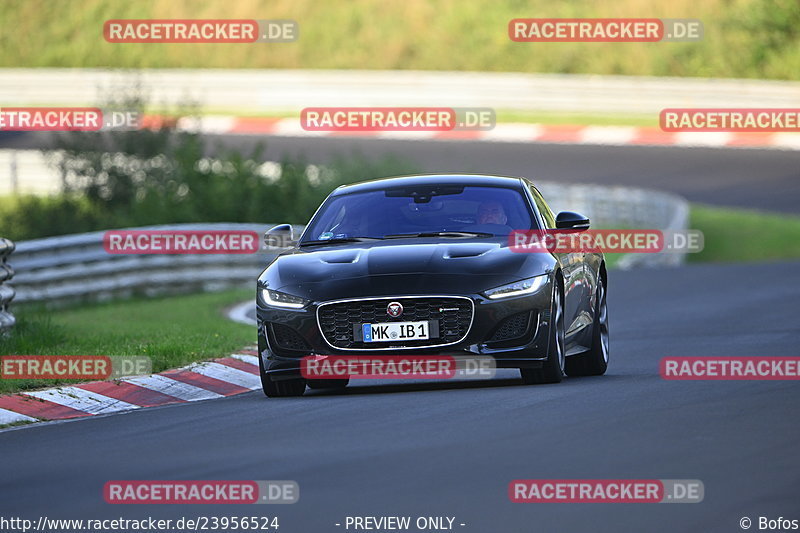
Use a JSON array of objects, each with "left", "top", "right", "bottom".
[{"left": 331, "top": 174, "right": 528, "bottom": 196}]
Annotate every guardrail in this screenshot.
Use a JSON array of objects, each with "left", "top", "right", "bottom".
[
  {"left": 538, "top": 182, "right": 689, "bottom": 269},
  {"left": 9, "top": 223, "right": 298, "bottom": 307},
  {"left": 8, "top": 183, "right": 688, "bottom": 307},
  {"left": 1, "top": 68, "right": 798, "bottom": 115},
  {"left": 0, "top": 238, "right": 15, "bottom": 333}
]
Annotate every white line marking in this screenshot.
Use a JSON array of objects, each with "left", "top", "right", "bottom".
[
  {"left": 230, "top": 354, "right": 260, "bottom": 366},
  {"left": 227, "top": 300, "right": 256, "bottom": 326},
  {"left": 0, "top": 407, "right": 36, "bottom": 424},
  {"left": 23, "top": 387, "right": 140, "bottom": 415},
  {"left": 269, "top": 118, "right": 327, "bottom": 137},
  {"left": 187, "top": 362, "right": 261, "bottom": 390},
  {"left": 580, "top": 126, "right": 637, "bottom": 145},
  {"left": 124, "top": 374, "right": 223, "bottom": 401},
  {"left": 481, "top": 123, "right": 544, "bottom": 142},
  {"left": 771, "top": 133, "right": 800, "bottom": 149},
  {"left": 377, "top": 130, "right": 438, "bottom": 140},
  {"left": 674, "top": 131, "right": 733, "bottom": 146},
  {"left": 178, "top": 115, "right": 236, "bottom": 134}
]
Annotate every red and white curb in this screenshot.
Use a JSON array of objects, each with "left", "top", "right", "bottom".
[
  {"left": 0, "top": 348, "right": 261, "bottom": 427},
  {"left": 168, "top": 116, "right": 800, "bottom": 151}
]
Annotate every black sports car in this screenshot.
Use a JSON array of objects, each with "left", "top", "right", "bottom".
[{"left": 256, "top": 174, "right": 608, "bottom": 397}]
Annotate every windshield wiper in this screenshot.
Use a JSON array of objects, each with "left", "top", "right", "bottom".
[
  {"left": 384, "top": 231, "right": 494, "bottom": 239},
  {"left": 299, "top": 237, "right": 383, "bottom": 247}
]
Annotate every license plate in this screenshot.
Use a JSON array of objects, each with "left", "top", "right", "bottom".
[{"left": 362, "top": 321, "right": 430, "bottom": 342}]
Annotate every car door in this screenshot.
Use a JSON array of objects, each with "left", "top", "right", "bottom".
[{"left": 527, "top": 184, "right": 588, "bottom": 346}]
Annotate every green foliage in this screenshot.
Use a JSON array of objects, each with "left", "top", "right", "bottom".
[
  {"left": 0, "top": 289, "right": 253, "bottom": 394},
  {"left": 0, "top": 195, "right": 109, "bottom": 240},
  {"left": 0, "top": 0, "right": 798, "bottom": 79},
  {"left": 1, "top": 112, "right": 417, "bottom": 240}
]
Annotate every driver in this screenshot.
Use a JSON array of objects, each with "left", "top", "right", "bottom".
[{"left": 477, "top": 200, "right": 508, "bottom": 225}]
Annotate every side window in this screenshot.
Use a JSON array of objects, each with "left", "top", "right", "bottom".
[{"left": 528, "top": 185, "right": 556, "bottom": 229}]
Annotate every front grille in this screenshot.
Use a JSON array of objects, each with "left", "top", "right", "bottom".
[
  {"left": 269, "top": 323, "right": 311, "bottom": 352},
  {"left": 317, "top": 297, "right": 473, "bottom": 350},
  {"left": 487, "top": 312, "right": 531, "bottom": 343}
]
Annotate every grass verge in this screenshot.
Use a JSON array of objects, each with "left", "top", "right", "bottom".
[
  {"left": 0, "top": 288, "right": 252, "bottom": 394},
  {"left": 602, "top": 205, "right": 800, "bottom": 266},
  {"left": 1, "top": 0, "right": 798, "bottom": 80},
  {"left": 0, "top": 108, "right": 657, "bottom": 128},
  {"left": 188, "top": 109, "right": 658, "bottom": 128},
  {"left": 689, "top": 204, "right": 800, "bottom": 263}
]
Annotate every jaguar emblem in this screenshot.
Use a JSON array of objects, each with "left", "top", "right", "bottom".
[{"left": 387, "top": 302, "right": 404, "bottom": 317}]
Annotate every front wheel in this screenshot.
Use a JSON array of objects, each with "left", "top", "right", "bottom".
[
  {"left": 565, "top": 276, "right": 609, "bottom": 377},
  {"left": 258, "top": 356, "right": 306, "bottom": 397},
  {"left": 307, "top": 378, "right": 349, "bottom": 390},
  {"left": 520, "top": 281, "right": 565, "bottom": 385}
]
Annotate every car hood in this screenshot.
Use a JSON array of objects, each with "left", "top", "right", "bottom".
[{"left": 258, "top": 239, "right": 554, "bottom": 300}]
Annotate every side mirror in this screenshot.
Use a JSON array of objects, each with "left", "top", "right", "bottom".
[
  {"left": 264, "top": 224, "right": 296, "bottom": 249},
  {"left": 555, "top": 211, "right": 590, "bottom": 230}
]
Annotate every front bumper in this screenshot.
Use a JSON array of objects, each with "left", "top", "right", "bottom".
[{"left": 256, "top": 283, "right": 554, "bottom": 378}]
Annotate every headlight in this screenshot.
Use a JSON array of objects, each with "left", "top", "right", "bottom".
[
  {"left": 259, "top": 288, "right": 309, "bottom": 309},
  {"left": 483, "top": 275, "right": 548, "bottom": 300}
]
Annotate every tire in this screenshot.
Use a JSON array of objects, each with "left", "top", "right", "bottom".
[
  {"left": 520, "top": 281, "right": 565, "bottom": 385},
  {"left": 307, "top": 378, "right": 350, "bottom": 390},
  {"left": 258, "top": 354, "right": 306, "bottom": 397},
  {"left": 565, "top": 275, "right": 609, "bottom": 377}
]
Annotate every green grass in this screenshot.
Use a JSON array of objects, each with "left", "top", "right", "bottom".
[
  {"left": 157, "top": 109, "right": 657, "bottom": 127},
  {"left": 159, "top": 108, "right": 658, "bottom": 127},
  {"left": 590, "top": 204, "right": 800, "bottom": 267},
  {"left": 0, "top": 105, "right": 660, "bottom": 128},
  {"left": 689, "top": 204, "right": 800, "bottom": 263},
  {"left": 0, "top": 0, "right": 798, "bottom": 80},
  {"left": 226, "top": 110, "right": 656, "bottom": 127},
  {"left": 494, "top": 111, "right": 656, "bottom": 128},
  {"left": 0, "top": 289, "right": 253, "bottom": 394}
]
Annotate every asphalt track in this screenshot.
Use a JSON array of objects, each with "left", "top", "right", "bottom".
[
  {"left": 3, "top": 132, "right": 800, "bottom": 212},
  {"left": 213, "top": 136, "right": 800, "bottom": 213},
  {"left": 1, "top": 133, "right": 798, "bottom": 532},
  {"left": 2, "top": 260, "right": 799, "bottom": 532}
]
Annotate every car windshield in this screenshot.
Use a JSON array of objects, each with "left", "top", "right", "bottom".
[{"left": 301, "top": 185, "right": 537, "bottom": 242}]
